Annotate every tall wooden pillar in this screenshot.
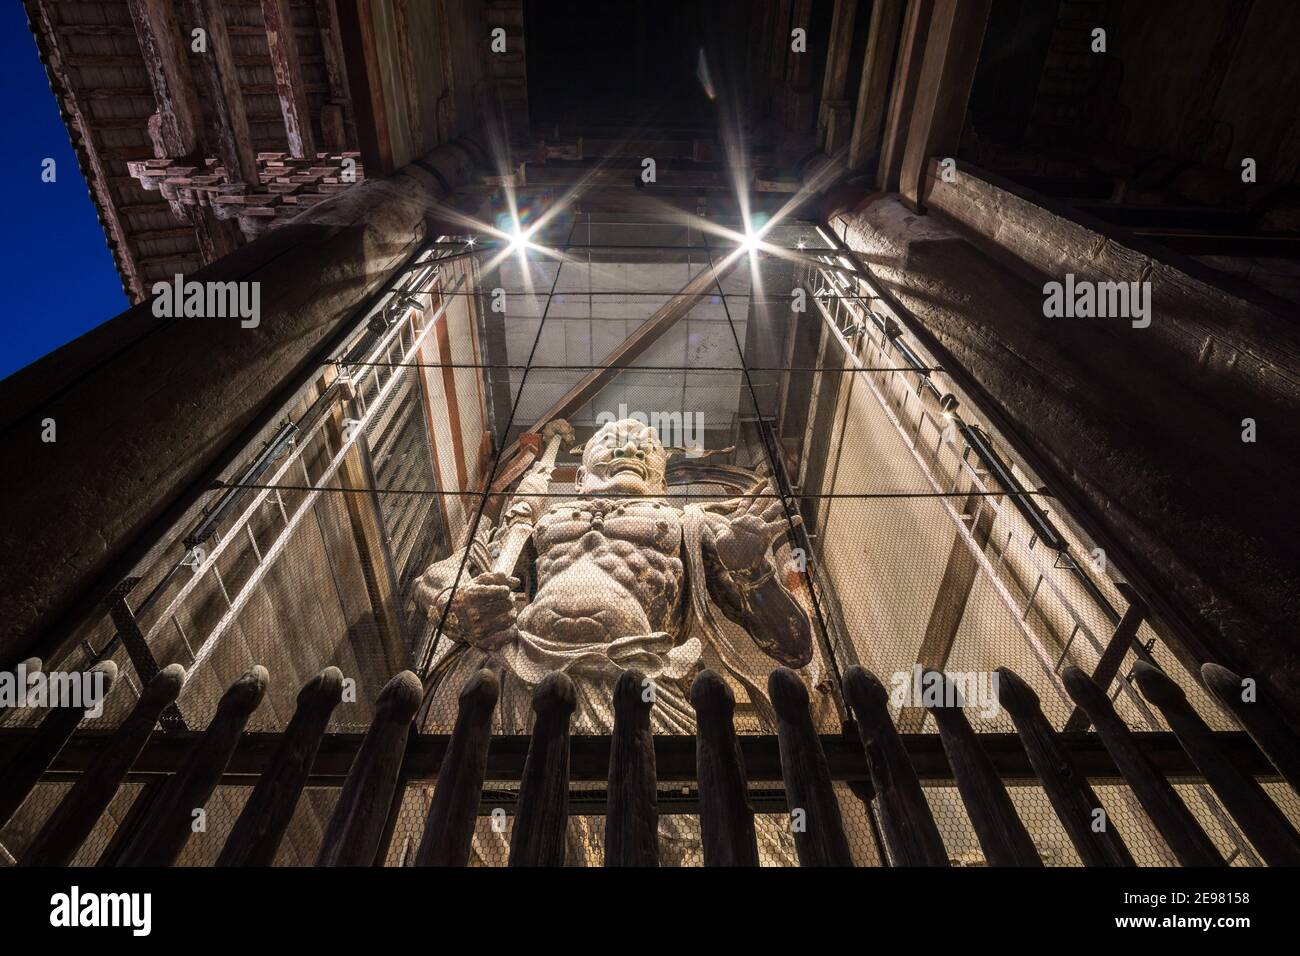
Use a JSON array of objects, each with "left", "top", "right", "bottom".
[
  {"left": 847, "top": 0, "right": 906, "bottom": 170},
  {"left": 897, "top": 0, "right": 992, "bottom": 210}
]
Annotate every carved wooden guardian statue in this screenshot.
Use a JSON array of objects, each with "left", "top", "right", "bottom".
[
  {"left": 414, "top": 418, "right": 818, "bottom": 864},
  {"left": 417, "top": 418, "right": 813, "bottom": 730}
]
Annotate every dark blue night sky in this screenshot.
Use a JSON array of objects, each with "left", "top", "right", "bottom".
[{"left": 1, "top": 6, "right": 129, "bottom": 381}]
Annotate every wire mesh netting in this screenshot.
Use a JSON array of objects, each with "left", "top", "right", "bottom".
[{"left": 5, "top": 211, "right": 1295, "bottom": 868}]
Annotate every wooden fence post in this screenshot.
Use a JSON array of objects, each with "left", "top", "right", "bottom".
[
  {"left": 842, "top": 665, "right": 948, "bottom": 865},
  {"left": 605, "top": 668, "right": 659, "bottom": 867},
  {"left": 218, "top": 666, "right": 344, "bottom": 866},
  {"left": 316, "top": 670, "right": 422, "bottom": 866},
  {"left": 414, "top": 669, "right": 499, "bottom": 866},
  {"left": 509, "top": 672, "right": 577, "bottom": 867},
  {"left": 22, "top": 664, "right": 185, "bottom": 866},
  {"left": 690, "top": 668, "right": 759, "bottom": 866}
]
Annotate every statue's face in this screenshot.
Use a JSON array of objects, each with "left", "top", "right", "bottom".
[{"left": 576, "top": 419, "right": 669, "bottom": 495}]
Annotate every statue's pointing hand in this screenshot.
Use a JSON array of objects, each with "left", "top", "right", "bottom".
[
  {"left": 708, "top": 479, "right": 801, "bottom": 576},
  {"left": 439, "top": 571, "right": 521, "bottom": 651}
]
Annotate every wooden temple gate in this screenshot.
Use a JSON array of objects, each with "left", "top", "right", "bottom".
[{"left": 2, "top": 654, "right": 1298, "bottom": 867}]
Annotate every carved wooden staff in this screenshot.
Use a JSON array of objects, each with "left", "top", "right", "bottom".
[
  {"left": 922, "top": 668, "right": 1042, "bottom": 866},
  {"left": 605, "top": 668, "right": 659, "bottom": 866},
  {"left": 118, "top": 666, "right": 268, "bottom": 867},
  {"left": 218, "top": 666, "right": 344, "bottom": 866},
  {"left": 769, "top": 667, "right": 853, "bottom": 866},
  {"left": 996, "top": 666, "right": 1135, "bottom": 866},
  {"left": 316, "top": 670, "right": 422, "bottom": 866},
  {"left": 509, "top": 672, "right": 577, "bottom": 866},
  {"left": 21, "top": 664, "right": 184, "bottom": 867},
  {"left": 1201, "top": 662, "right": 1300, "bottom": 796},
  {"left": 414, "top": 669, "right": 500, "bottom": 866},
  {"left": 1131, "top": 662, "right": 1300, "bottom": 866},
  {"left": 690, "top": 668, "right": 759, "bottom": 866},
  {"left": 492, "top": 418, "right": 574, "bottom": 576},
  {"left": 0, "top": 660, "right": 117, "bottom": 831},
  {"left": 1062, "top": 665, "right": 1224, "bottom": 866},
  {"left": 843, "top": 665, "right": 949, "bottom": 866}
]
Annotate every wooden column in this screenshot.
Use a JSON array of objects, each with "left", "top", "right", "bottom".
[
  {"left": 690, "top": 669, "right": 760, "bottom": 866},
  {"left": 21, "top": 665, "right": 184, "bottom": 867},
  {"left": 509, "top": 673, "right": 577, "bottom": 867},
  {"left": 997, "top": 667, "right": 1135, "bottom": 866},
  {"left": 1132, "top": 662, "right": 1300, "bottom": 867},
  {"left": 876, "top": 0, "right": 935, "bottom": 189},
  {"left": 843, "top": 666, "right": 949, "bottom": 866},
  {"left": 1062, "top": 665, "right": 1224, "bottom": 866},
  {"left": 848, "top": 0, "right": 906, "bottom": 170},
  {"left": 414, "top": 669, "right": 499, "bottom": 866},
  {"left": 818, "top": 0, "right": 859, "bottom": 151},
  {"left": 923, "top": 668, "right": 1042, "bottom": 866},
  {"left": 898, "top": 0, "right": 992, "bottom": 210},
  {"left": 605, "top": 669, "right": 659, "bottom": 867},
  {"left": 218, "top": 667, "right": 345, "bottom": 866},
  {"left": 769, "top": 668, "right": 853, "bottom": 866},
  {"left": 118, "top": 666, "right": 268, "bottom": 866},
  {"left": 261, "top": 0, "right": 319, "bottom": 159},
  {"left": 316, "top": 671, "right": 422, "bottom": 866}
]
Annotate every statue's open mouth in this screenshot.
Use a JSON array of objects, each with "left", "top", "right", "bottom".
[{"left": 608, "top": 459, "right": 647, "bottom": 479}]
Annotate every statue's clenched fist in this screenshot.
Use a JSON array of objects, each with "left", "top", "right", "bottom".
[{"left": 432, "top": 571, "right": 521, "bottom": 651}]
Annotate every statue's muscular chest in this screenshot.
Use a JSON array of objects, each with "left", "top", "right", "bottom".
[{"left": 528, "top": 499, "right": 686, "bottom": 633}]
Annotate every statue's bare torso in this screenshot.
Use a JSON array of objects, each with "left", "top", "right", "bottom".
[{"left": 524, "top": 498, "right": 686, "bottom": 645}]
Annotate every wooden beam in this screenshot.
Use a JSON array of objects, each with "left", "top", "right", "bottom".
[
  {"left": 876, "top": 0, "right": 934, "bottom": 190},
  {"left": 126, "top": 0, "right": 204, "bottom": 158},
  {"left": 817, "top": 0, "right": 859, "bottom": 150},
  {"left": 897, "top": 0, "right": 992, "bottom": 210},
  {"left": 187, "top": 0, "right": 260, "bottom": 185},
  {"left": 847, "top": 0, "right": 905, "bottom": 170},
  {"left": 261, "top": 0, "right": 318, "bottom": 159},
  {"left": 13, "top": 728, "right": 1277, "bottom": 786}
]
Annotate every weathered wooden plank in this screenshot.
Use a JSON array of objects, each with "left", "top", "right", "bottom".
[
  {"left": 923, "top": 668, "right": 1042, "bottom": 866},
  {"left": 1201, "top": 662, "right": 1300, "bottom": 795},
  {"left": 997, "top": 666, "right": 1134, "bottom": 866},
  {"left": 117, "top": 666, "right": 268, "bottom": 866},
  {"left": 508, "top": 673, "right": 577, "bottom": 867},
  {"left": 1132, "top": 662, "right": 1300, "bottom": 866},
  {"left": 690, "top": 669, "right": 759, "bottom": 866},
  {"left": 218, "top": 667, "right": 344, "bottom": 866},
  {"left": 843, "top": 665, "right": 949, "bottom": 866},
  {"left": 0, "top": 661, "right": 117, "bottom": 831},
  {"left": 414, "top": 669, "right": 499, "bottom": 866},
  {"left": 769, "top": 667, "right": 853, "bottom": 866},
  {"left": 316, "top": 671, "right": 422, "bottom": 866},
  {"left": 604, "top": 668, "right": 658, "bottom": 867},
  {"left": 21, "top": 665, "right": 184, "bottom": 867}
]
